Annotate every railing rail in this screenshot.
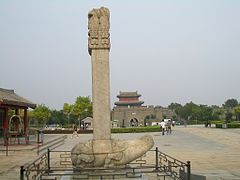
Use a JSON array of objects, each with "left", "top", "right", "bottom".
[
  {"left": 20, "top": 149, "right": 49, "bottom": 180},
  {"left": 20, "top": 147, "right": 191, "bottom": 180}
]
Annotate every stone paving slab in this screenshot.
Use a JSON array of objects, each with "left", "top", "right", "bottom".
[
  {"left": 0, "top": 134, "right": 65, "bottom": 180},
  {"left": 1, "top": 126, "right": 240, "bottom": 179},
  {"left": 54, "top": 126, "right": 240, "bottom": 179}
]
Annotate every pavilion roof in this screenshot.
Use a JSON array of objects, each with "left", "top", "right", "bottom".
[
  {"left": 0, "top": 88, "right": 36, "bottom": 109},
  {"left": 114, "top": 101, "right": 144, "bottom": 106},
  {"left": 82, "top": 117, "right": 93, "bottom": 123},
  {"left": 117, "top": 91, "right": 141, "bottom": 98}
]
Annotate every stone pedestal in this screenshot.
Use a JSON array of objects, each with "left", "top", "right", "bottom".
[{"left": 71, "top": 135, "right": 154, "bottom": 168}]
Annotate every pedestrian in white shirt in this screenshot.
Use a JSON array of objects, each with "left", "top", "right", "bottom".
[{"left": 160, "top": 120, "right": 165, "bottom": 136}]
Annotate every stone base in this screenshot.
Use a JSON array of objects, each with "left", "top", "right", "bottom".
[
  {"left": 71, "top": 135, "right": 154, "bottom": 168},
  {"left": 71, "top": 168, "right": 143, "bottom": 179}
]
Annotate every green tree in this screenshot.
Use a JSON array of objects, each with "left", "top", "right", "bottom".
[
  {"left": 234, "top": 106, "right": 240, "bottom": 121},
  {"left": 172, "top": 102, "right": 215, "bottom": 124},
  {"left": 63, "top": 96, "right": 93, "bottom": 127},
  {"left": 63, "top": 103, "right": 73, "bottom": 115},
  {"left": 72, "top": 96, "right": 92, "bottom": 121},
  {"left": 48, "top": 110, "right": 67, "bottom": 126},
  {"left": 181, "top": 102, "right": 198, "bottom": 120},
  {"left": 63, "top": 103, "right": 74, "bottom": 128},
  {"left": 198, "top": 105, "right": 213, "bottom": 121},
  {"left": 211, "top": 107, "right": 224, "bottom": 120},
  {"left": 225, "top": 112, "right": 233, "bottom": 122},
  {"left": 223, "top": 98, "right": 238, "bottom": 108},
  {"left": 31, "top": 104, "right": 51, "bottom": 127},
  {"left": 168, "top": 102, "right": 183, "bottom": 121},
  {"left": 168, "top": 103, "right": 182, "bottom": 111}
]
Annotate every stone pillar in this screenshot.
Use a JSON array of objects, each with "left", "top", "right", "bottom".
[
  {"left": 71, "top": 7, "right": 154, "bottom": 168},
  {"left": 88, "top": 7, "right": 111, "bottom": 140}
]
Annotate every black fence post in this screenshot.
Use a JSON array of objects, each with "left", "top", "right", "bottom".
[
  {"left": 47, "top": 148, "right": 50, "bottom": 173},
  {"left": 186, "top": 161, "right": 191, "bottom": 180},
  {"left": 37, "top": 130, "right": 40, "bottom": 144},
  {"left": 6, "top": 135, "right": 8, "bottom": 156},
  {"left": 37, "top": 130, "right": 40, "bottom": 155},
  {"left": 155, "top": 147, "right": 159, "bottom": 171},
  {"left": 4, "top": 129, "right": 9, "bottom": 156},
  {"left": 20, "top": 166, "right": 24, "bottom": 180}
]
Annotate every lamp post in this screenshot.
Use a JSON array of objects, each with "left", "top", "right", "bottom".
[
  {"left": 67, "top": 113, "right": 70, "bottom": 129},
  {"left": 78, "top": 116, "right": 80, "bottom": 129},
  {"left": 67, "top": 108, "right": 74, "bottom": 129},
  {"left": 122, "top": 111, "right": 126, "bottom": 128}
]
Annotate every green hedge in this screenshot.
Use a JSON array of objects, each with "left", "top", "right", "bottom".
[
  {"left": 216, "top": 123, "right": 240, "bottom": 128},
  {"left": 210, "top": 120, "right": 225, "bottom": 124},
  {"left": 111, "top": 126, "right": 161, "bottom": 133},
  {"left": 226, "top": 123, "right": 240, "bottom": 128},
  {"left": 42, "top": 126, "right": 161, "bottom": 134},
  {"left": 43, "top": 129, "right": 93, "bottom": 134}
]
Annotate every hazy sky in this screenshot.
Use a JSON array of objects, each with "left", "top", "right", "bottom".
[{"left": 1, "top": 0, "right": 240, "bottom": 110}]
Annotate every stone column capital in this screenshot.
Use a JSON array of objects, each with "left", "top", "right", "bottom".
[{"left": 88, "top": 7, "right": 111, "bottom": 55}]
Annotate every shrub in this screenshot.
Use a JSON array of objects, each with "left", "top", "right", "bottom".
[
  {"left": 215, "top": 124, "right": 223, "bottom": 128},
  {"left": 227, "top": 123, "right": 240, "bottom": 128},
  {"left": 215, "top": 123, "right": 240, "bottom": 128},
  {"left": 211, "top": 120, "right": 225, "bottom": 124}
]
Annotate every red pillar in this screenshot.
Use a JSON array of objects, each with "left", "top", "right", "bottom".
[
  {"left": 15, "top": 109, "right": 19, "bottom": 115},
  {"left": 24, "top": 109, "right": 28, "bottom": 134},
  {"left": 3, "top": 108, "right": 8, "bottom": 130},
  {"left": 3, "top": 108, "right": 9, "bottom": 147}
]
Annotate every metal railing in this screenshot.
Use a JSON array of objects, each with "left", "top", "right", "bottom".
[
  {"left": 20, "top": 148, "right": 191, "bottom": 180},
  {"left": 0, "top": 129, "right": 44, "bottom": 156},
  {"left": 155, "top": 147, "right": 191, "bottom": 180},
  {"left": 20, "top": 150, "right": 49, "bottom": 180}
]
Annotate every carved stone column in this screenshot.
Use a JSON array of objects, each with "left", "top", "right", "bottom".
[
  {"left": 88, "top": 7, "right": 111, "bottom": 140},
  {"left": 71, "top": 7, "right": 154, "bottom": 168}
]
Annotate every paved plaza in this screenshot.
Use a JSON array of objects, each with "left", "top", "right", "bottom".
[{"left": 0, "top": 126, "right": 240, "bottom": 179}]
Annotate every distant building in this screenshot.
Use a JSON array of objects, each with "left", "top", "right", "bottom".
[
  {"left": 82, "top": 117, "right": 93, "bottom": 130},
  {"left": 114, "top": 91, "right": 144, "bottom": 107},
  {"left": 111, "top": 91, "right": 175, "bottom": 127}
]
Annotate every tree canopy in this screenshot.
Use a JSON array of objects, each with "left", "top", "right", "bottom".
[
  {"left": 72, "top": 96, "right": 92, "bottom": 119},
  {"left": 30, "top": 104, "right": 51, "bottom": 126},
  {"left": 234, "top": 106, "right": 240, "bottom": 121},
  {"left": 167, "top": 99, "right": 239, "bottom": 123},
  {"left": 29, "top": 96, "right": 239, "bottom": 127},
  {"left": 223, "top": 98, "right": 239, "bottom": 108}
]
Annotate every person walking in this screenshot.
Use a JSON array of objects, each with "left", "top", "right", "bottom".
[
  {"left": 160, "top": 120, "right": 165, "bottom": 136},
  {"left": 166, "top": 120, "right": 172, "bottom": 135},
  {"left": 71, "top": 125, "right": 79, "bottom": 138}
]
